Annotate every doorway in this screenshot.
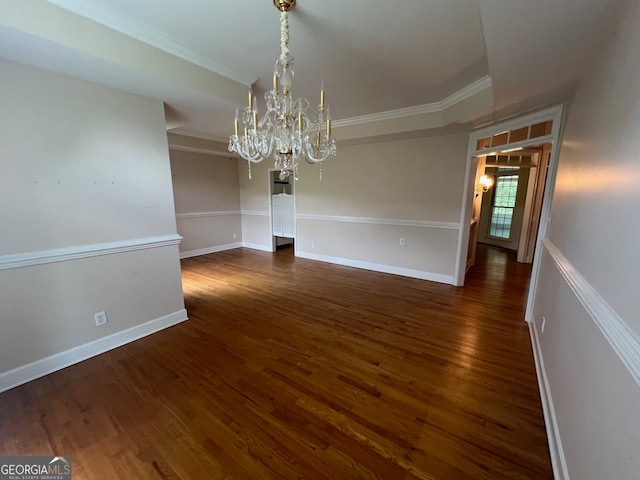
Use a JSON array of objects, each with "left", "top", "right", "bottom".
[
  {"left": 478, "top": 166, "right": 528, "bottom": 251},
  {"left": 455, "top": 104, "right": 565, "bottom": 322},
  {"left": 269, "top": 169, "right": 295, "bottom": 251},
  {"left": 474, "top": 147, "right": 551, "bottom": 264}
]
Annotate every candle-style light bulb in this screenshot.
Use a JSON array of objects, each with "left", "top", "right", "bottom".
[
  {"left": 234, "top": 108, "right": 239, "bottom": 136},
  {"left": 320, "top": 78, "right": 325, "bottom": 109},
  {"left": 248, "top": 89, "right": 253, "bottom": 109},
  {"left": 273, "top": 75, "right": 279, "bottom": 93},
  {"left": 298, "top": 113, "right": 303, "bottom": 134},
  {"left": 253, "top": 111, "right": 258, "bottom": 131},
  {"left": 327, "top": 119, "right": 331, "bottom": 138}
]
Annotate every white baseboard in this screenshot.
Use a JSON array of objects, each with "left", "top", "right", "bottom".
[
  {"left": 242, "top": 242, "right": 273, "bottom": 252},
  {"left": 0, "top": 309, "right": 188, "bottom": 393},
  {"left": 179, "top": 243, "right": 242, "bottom": 259},
  {"left": 295, "top": 250, "right": 454, "bottom": 285},
  {"left": 529, "top": 320, "right": 570, "bottom": 480}
]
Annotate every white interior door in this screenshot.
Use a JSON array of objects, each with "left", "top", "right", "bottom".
[
  {"left": 272, "top": 194, "right": 283, "bottom": 237},
  {"left": 282, "top": 195, "right": 295, "bottom": 238}
]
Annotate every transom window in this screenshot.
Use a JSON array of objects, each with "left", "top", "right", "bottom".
[{"left": 475, "top": 120, "right": 553, "bottom": 152}]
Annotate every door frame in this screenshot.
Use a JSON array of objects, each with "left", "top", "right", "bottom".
[
  {"left": 477, "top": 166, "right": 531, "bottom": 251},
  {"left": 454, "top": 104, "right": 565, "bottom": 322},
  {"left": 268, "top": 168, "right": 296, "bottom": 252}
]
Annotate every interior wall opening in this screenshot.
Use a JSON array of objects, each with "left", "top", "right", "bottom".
[
  {"left": 456, "top": 104, "right": 565, "bottom": 295},
  {"left": 269, "top": 170, "right": 295, "bottom": 253}
]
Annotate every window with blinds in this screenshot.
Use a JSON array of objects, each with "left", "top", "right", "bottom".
[{"left": 489, "top": 175, "right": 518, "bottom": 239}]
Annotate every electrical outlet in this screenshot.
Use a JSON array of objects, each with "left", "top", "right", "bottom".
[
  {"left": 400, "top": 237, "right": 405, "bottom": 246},
  {"left": 541, "top": 316, "right": 546, "bottom": 333},
  {"left": 311, "top": 241, "right": 316, "bottom": 249},
  {"left": 94, "top": 310, "right": 108, "bottom": 327},
  {"left": 233, "top": 233, "right": 237, "bottom": 240}
]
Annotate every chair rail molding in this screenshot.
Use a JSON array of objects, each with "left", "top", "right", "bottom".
[
  {"left": 176, "top": 210, "right": 241, "bottom": 219},
  {"left": 241, "top": 210, "right": 270, "bottom": 217},
  {"left": 543, "top": 237, "right": 640, "bottom": 386},
  {"left": 0, "top": 234, "right": 183, "bottom": 271},
  {"left": 296, "top": 214, "right": 459, "bottom": 230}
]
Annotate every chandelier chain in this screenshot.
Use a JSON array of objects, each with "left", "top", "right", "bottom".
[{"left": 280, "top": 11, "right": 290, "bottom": 60}]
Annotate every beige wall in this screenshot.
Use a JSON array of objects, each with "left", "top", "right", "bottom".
[
  {"left": 531, "top": 1, "right": 640, "bottom": 477},
  {"left": 170, "top": 147, "right": 242, "bottom": 256},
  {"left": 294, "top": 134, "right": 468, "bottom": 282},
  {"left": 0, "top": 60, "right": 185, "bottom": 385},
  {"left": 238, "top": 134, "right": 468, "bottom": 280},
  {"left": 238, "top": 159, "right": 274, "bottom": 250},
  {"left": 237, "top": 134, "right": 469, "bottom": 280},
  {"left": 296, "top": 135, "right": 468, "bottom": 221}
]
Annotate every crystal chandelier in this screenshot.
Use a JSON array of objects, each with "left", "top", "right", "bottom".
[{"left": 228, "top": 0, "right": 337, "bottom": 181}]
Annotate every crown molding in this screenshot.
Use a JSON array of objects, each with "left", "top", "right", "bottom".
[
  {"left": 168, "top": 144, "right": 236, "bottom": 157},
  {"left": 46, "top": 0, "right": 255, "bottom": 86},
  {"left": 333, "top": 76, "right": 492, "bottom": 128},
  {"left": 333, "top": 103, "right": 441, "bottom": 128},
  {"left": 169, "top": 78, "right": 493, "bottom": 142},
  {"left": 440, "top": 75, "right": 493, "bottom": 109},
  {"left": 169, "top": 129, "right": 228, "bottom": 144},
  {"left": 168, "top": 130, "right": 236, "bottom": 157}
]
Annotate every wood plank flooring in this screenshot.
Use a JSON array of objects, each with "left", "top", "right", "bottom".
[{"left": 0, "top": 244, "right": 552, "bottom": 479}]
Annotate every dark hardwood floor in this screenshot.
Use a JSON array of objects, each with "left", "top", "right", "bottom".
[{"left": 0, "top": 244, "right": 552, "bottom": 479}]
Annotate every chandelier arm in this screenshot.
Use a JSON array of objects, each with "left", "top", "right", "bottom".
[
  {"left": 304, "top": 148, "right": 329, "bottom": 164},
  {"left": 303, "top": 137, "right": 336, "bottom": 164},
  {"left": 242, "top": 145, "right": 268, "bottom": 163},
  {"left": 250, "top": 135, "right": 272, "bottom": 162},
  {"left": 258, "top": 133, "right": 276, "bottom": 159},
  {"left": 230, "top": 136, "right": 270, "bottom": 164}
]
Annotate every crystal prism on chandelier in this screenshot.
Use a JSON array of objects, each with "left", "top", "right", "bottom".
[{"left": 228, "top": 0, "right": 337, "bottom": 181}]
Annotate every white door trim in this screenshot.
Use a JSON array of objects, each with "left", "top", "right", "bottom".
[
  {"left": 268, "top": 169, "right": 296, "bottom": 252},
  {"left": 454, "top": 104, "right": 566, "bottom": 319}
]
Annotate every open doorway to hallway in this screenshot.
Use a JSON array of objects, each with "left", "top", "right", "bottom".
[
  {"left": 455, "top": 104, "right": 565, "bottom": 317},
  {"left": 475, "top": 145, "right": 552, "bottom": 264}
]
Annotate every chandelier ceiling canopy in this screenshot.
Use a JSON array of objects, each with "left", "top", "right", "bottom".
[{"left": 228, "top": 0, "right": 337, "bottom": 180}]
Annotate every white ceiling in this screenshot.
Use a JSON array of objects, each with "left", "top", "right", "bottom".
[{"left": 0, "top": 0, "right": 621, "bottom": 142}]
